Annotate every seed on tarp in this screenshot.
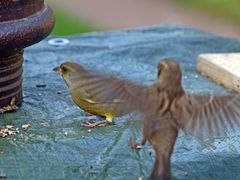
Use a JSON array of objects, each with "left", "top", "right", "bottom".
[{"left": 22, "top": 124, "right": 30, "bottom": 129}]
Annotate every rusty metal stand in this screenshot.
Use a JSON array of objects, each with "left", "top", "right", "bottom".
[{"left": 0, "top": 0, "right": 55, "bottom": 108}]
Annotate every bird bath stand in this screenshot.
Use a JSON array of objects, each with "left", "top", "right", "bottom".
[{"left": 0, "top": 0, "right": 55, "bottom": 110}]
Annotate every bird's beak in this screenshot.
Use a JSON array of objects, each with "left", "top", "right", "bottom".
[{"left": 53, "top": 66, "right": 61, "bottom": 73}]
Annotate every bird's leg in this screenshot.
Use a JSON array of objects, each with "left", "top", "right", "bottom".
[
  {"left": 81, "top": 117, "right": 112, "bottom": 128},
  {"left": 130, "top": 120, "right": 149, "bottom": 151},
  {"left": 81, "top": 120, "right": 108, "bottom": 128},
  {"left": 129, "top": 121, "right": 148, "bottom": 151},
  {"left": 129, "top": 137, "right": 146, "bottom": 151},
  {"left": 149, "top": 125, "right": 178, "bottom": 180}
]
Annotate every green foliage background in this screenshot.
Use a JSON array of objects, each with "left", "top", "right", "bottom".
[{"left": 50, "top": 7, "right": 100, "bottom": 36}]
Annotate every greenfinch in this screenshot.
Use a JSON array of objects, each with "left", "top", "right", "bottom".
[{"left": 53, "top": 61, "right": 145, "bottom": 128}]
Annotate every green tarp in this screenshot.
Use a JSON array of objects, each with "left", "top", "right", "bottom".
[{"left": 1, "top": 25, "right": 240, "bottom": 180}]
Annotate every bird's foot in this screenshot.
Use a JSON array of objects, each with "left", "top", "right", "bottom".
[
  {"left": 129, "top": 138, "right": 142, "bottom": 151},
  {"left": 81, "top": 120, "right": 109, "bottom": 128},
  {"left": 84, "top": 111, "right": 93, "bottom": 116}
]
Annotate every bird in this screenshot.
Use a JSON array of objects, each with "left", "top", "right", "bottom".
[
  {"left": 54, "top": 60, "right": 240, "bottom": 179},
  {"left": 86, "top": 59, "right": 240, "bottom": 180},
  {"left": 53, "top": 61, "right": 146, "bottom": 128}
]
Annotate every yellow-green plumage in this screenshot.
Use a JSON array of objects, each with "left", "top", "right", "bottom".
[
  {"left": 53, "top": 62, "right": 144, "bottom": 125},
  {"left": 71, "top": 90, "right": 125, "bottom": 122}
]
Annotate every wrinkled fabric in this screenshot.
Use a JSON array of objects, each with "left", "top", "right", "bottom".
[{"left": 1, "top": 25, "right": 240, "bottom": 180}]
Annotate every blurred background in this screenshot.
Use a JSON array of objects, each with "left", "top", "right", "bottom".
[{"left": 46, "top": 0, "right": 240, "bottom": 38}]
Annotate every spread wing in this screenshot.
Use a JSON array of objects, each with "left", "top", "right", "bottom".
[
  {"left": 70, "top": 71, "right": 148, "bottom": 111},
  {"left": 177, "top": 93, "right": 240, "bottom": 138}
]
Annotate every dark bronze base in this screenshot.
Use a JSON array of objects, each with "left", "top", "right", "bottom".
[{"left": 0, "top": 49, "right": 23, "bottom": 107}]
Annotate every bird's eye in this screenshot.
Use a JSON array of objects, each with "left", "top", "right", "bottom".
[{"left": 61, "top": 66, "right": 67, "bottom": 72}]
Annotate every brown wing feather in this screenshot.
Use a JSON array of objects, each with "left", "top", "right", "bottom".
[
  {"left": 70, "top": 71, "right": 147, "bottom": 112},
  {"left": 177, "top": 93, "right": 240, "bottom": 138}
]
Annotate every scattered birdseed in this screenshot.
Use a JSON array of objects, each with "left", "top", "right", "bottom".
[
  {"left": 0, "top": 97, "right": 18, "bottom": 114},
  {"left": 22, "top": 124, "right": 30, "bottom": 129},
  {"left": 0, "top": 124, "right": 28, "bottom": 138},
  {"left": 0, "top": 125, "right": 19, "bottom": 138}
]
